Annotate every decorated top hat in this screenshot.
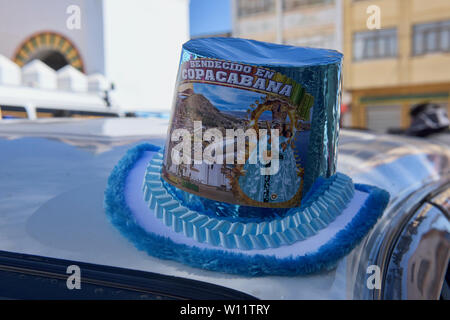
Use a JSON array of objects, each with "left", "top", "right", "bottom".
[{"left": 104, "top": 38, "right": 390, "bottom": 276}]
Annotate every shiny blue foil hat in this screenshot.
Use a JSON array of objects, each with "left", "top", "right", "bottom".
[
  {"left": 104, "top": 38, "right": 390, "bottom": 276},
  {"left": 162, "top": 38, "right": 343, "bottom": 215}
]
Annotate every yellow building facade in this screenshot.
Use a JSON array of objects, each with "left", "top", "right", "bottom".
[{"left": 344, "top": 0, "right": 450, "bottom": 131}]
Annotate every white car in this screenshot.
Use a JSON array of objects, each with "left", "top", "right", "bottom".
[{"left": 0, "top": 118, "right": 448, "bottom": 300}]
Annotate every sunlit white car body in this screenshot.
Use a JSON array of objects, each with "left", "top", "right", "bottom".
[{"left": 0, "top": 118, "right": 448, "bottom": 299}]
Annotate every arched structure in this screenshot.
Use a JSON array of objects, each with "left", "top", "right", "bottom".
[
  {"left": 13, "top": 31, "right": 84, "bottom": 72},
  {"left": 226, "top": 97, "right": 305, "bottom": 208}
]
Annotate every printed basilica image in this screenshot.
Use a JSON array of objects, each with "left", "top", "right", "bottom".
[{"left": 162, "top": 57, "right": 314, "bottom": 208}]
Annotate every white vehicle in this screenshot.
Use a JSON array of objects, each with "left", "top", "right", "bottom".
[
  {"left": 0, "top": 118, "right": 448, "bottom": 300},
  {"left": 0, "top": 83, "right": 122, "bottom": 119}
]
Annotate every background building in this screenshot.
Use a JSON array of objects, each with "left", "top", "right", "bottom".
[
  {"left": 232, "top": 0, "right": 343, "bottom": 51},
  {"left": 0, "top": 0, "right": 189, "bottom": 115},
  {"left": 344, "top": 0, "right": 450, "bottom": 132},
  {"left": 3, "top": 0, "right": 449, "bottom": 129},
  {"left": 231, "top": 0, "right": 350, "bottom": 124}
]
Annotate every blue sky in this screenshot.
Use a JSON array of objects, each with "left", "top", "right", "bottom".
[{"left": 189, "top": 0, "right": 232, "bottom": 37}]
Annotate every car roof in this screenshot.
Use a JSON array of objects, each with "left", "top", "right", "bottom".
[{"left": 0, "top": 119, "right": 449, "bottom": 299}]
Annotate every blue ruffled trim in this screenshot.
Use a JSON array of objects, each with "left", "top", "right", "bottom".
[
  {"left": 143, "top": 152, "right": 355, "bottom": 250},
  {"left": 104, "top": 143, "right": 390, "bottom": 276},
  {"left": 162, "top": 171, "right": 337, "bottom": 223}
]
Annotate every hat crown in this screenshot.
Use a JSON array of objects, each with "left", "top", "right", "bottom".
[{"left": 162, "top": 38, "right": 343, "bottom": 214}]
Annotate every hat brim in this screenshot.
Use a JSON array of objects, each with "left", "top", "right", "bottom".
[{"left": 104, "top": 143, "right": 389, "bottom": 276}]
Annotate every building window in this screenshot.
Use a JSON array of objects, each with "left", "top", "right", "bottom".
[
  {"left": 237, "top": 0, "right": 274, "bottom": 17},
  {"left": 413, "top": 20, "right": 450, "bottom": 55},
  {"left": 283, "top": 0, "right": 334, "bottom": 11},
  {"left": 35, "top": 108, "right": 119, "bottom": 118},
  {"left": 353, "top": 28, "right": 397, "bottom": 61},
  {"left": 289, "top": 34, "right": 336, "bottom": 49},
  {"left": 0, "top": 105, "right": 28, "bottom": 119}
]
